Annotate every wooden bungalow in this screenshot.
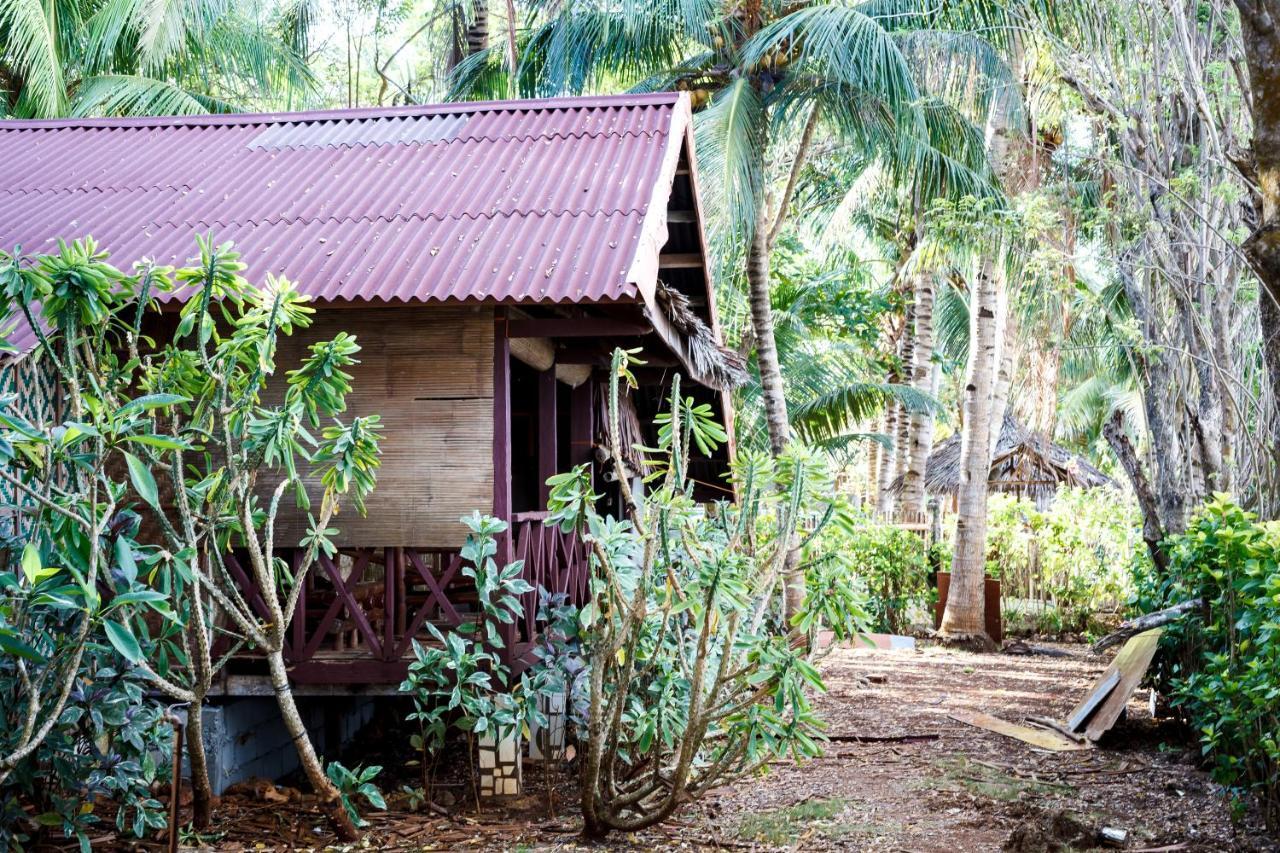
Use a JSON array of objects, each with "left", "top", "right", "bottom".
[{"left": 0, "top": 92, "right": 745, "bottom": 689}]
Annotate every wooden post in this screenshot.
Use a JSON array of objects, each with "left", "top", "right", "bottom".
[
  {"left": 493, "top": 309, "right": 516, "bottom": 663},
  {"left": 569, "top": 379, "right": 594, "bottom": 488},
  {"left": 384, "top": 548, "right": 397, "bottom": 661},
  {"left": 538, "top": 367, "right": 557, "bottom": 509}
]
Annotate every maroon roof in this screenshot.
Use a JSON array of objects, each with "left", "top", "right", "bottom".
[{"left": 0, "top": 93, "right": 696, "bottom": 354}]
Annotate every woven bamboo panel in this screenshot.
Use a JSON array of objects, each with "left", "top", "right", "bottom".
[{"left": 264, "top": 305, "right": 495, "bottom": 548}]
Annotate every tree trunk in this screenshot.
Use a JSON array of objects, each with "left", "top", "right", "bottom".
[
  {"left": 898, "top": 275, "right": 936, "bottom": 516},
  {"left": 747, "top": 198, "right": 801, "bottom": 618},
  {"left": 267, "top": 651, "right": 359, "bottom": 841},
  {"left": 893, "top": 303, "right": 915, "bottom": 493},
  {"left": 1236, "top": 0, "right": 1280, "bottom": 472},
  {"left": 875, "top": 403, "right": 898, "bottom": 516},
  {"left": 941, "top": 52, "right": 1023, "bottom": 643},
  {"left": 939, "top": 266, "right": 1001, "bottom": 641},
  {"left": 448, "top": 0, "right": 490, "bottom": 70},
  {"left": 186, "top": 704, "right": 213, "bottom": 830},
  {"left": 1029, "top": 345, "right": 1060, "bottom": 437},
  {"left": 747, "top": 206, "right": 791, "bottom": 457}
]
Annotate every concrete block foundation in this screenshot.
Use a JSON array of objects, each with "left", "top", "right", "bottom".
[{"left": 181, "top": 697, "right": 375, "bottom": 794}]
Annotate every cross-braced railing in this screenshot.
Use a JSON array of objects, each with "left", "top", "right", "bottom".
[{"left": 225, "top": 521, "right": 589, "bottom": 684}]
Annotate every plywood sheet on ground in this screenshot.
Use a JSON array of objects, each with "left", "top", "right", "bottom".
[
  {"left": 1069, "top": 628, "right": 1162, "bottom": 741},
  {"left": 948, "top": 708, "right": 1093, "bottom": 752}
]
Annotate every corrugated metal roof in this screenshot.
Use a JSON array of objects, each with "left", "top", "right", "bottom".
[{"left": 0, "top": 93, "right": 695, "bottom": 354}]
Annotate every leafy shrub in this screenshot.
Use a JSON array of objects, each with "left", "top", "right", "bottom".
[
  {"left": 1148, "top": 496, "right": 1280, "bottom": 827},
  {"left": 545, "top": 351, "right": 868, "bottom": 838},
  {"left": 831, "top": 520, "right": 928, "bottom": 633},
  {"left": 324, "top": 762, "right": 386, "bottom": 828},
  {"left": 0, "top": 635, "right": 170, "bottom": 851},
  {"left": 984, "top": 488, "right": 1147, "bottom": 634}
]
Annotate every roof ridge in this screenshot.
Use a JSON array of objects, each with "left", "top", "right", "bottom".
[
  {"left": 168, "top": 208, "right": 651, "bottom": 229},
  {"left": 0, "top": 92, "right": 685, "bottom": 131}
]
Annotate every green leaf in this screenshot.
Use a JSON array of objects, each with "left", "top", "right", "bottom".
[
  {"left": 104, "top": 618, "right": 144, "bottom": 664},
  {"left": 123, "top": 451, "right": 161, "bottom": 509},
  {"left": 124, "top": 434, "right": 189, "bottom": 451},
  {"left": 118, "top": 393, "right": 189, "bottom": 418},
  {"left": 114, "top": 537, "right": 138, "bottom": 585},
  {"left": 21, "top": 542, "right": 40, "bottom": 585},
  {"left": 0, "top": 629, "right": 45, "bottom": 662}
]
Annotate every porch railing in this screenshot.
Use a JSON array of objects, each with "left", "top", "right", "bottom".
[{"left": 225, "top": 516, "right": 590, "bottom": 683}]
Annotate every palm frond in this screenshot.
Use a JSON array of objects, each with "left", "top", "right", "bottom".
[
  {"left": 70, "top": 74, "right": 233, "bottom": 116},
  {"left": 0, "top": 0, "right": 66, "bottom": 117},
  {"left": 694, "top": 77, "right": 766, "bottom": 243},
  {"left": 792, "top": 380, "right": 937, "bottom": 443}
]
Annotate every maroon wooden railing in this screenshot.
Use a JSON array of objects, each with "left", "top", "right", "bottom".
[
  {"left": 511, "top": 512, "right": 591, "bottom": 646},
  {"left": 226, "top": 520, "right": 589, "bottom": 683}
]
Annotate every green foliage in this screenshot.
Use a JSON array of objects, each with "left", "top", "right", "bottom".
[
  {"left": 0, "top": 235, "right": 384, "bottom": 835},
  {"left": 543, "top": 349, "right": 868, "bottom": 836},
  {"left": 983, "top": 488, "right": 1146, "bottom": 635},
  {"left": 399, "top": 513, "right": 546, "bottom": 807},
  {"left": 0, "top": 604, "right": 171, "bottom": 850},
  {"left": 1148, "top": 496, "right": 1280, "bottom": 827},
  {"left": 324, "top": 762, "right": 386, "bottom": 829},
  {"left": 0, "top": 0, "right": 314, "bottom": 119},
  {"left": 826, "top": 519, "right": 928, "bottom": 634}
]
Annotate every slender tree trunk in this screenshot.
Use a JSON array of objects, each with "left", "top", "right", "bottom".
[
  {"left": 940, "top": 266, "right": 1000, "bottom": 642},
  {"left": 892, "top": 304, "right": 915, "bottom": 492},
  {"left": 940, "top": 69, "right": 1022, "bottom": 643},
  {"left": 875, "top": 402, "right": 898, "bottom": 516},
  {"left": 186, "top": 704, "right": 213, "bottom": 829},
  {"left": 267, "top": 651, "right": 359, "bottom": 841},
  {"left": 1030, "top": 346, "right": 1060, "bottom": 437},
  {"left": 866, "top": 414, "right": 882, "bottom": 508},
  {"left": 1236, "top": 0, "right": 1280, "bottom": 474},
  {"left": 747, "top": 199, "right": 802, "bottom": 618},
  {"left": 898, "top": 275, "right": 936, "bottom": 516},
  {"left": 448, "top": 0, "right": 490, "bottom": 70}
]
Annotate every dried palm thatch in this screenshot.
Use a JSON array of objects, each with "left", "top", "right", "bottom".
[
  {"left": 892, "top": 414, "right": 1113, "bottom": 506},
  {"left": 646, "top": 282, "right": 749, "bottom": 392}
]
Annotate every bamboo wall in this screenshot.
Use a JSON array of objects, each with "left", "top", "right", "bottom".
[{"left": 267, "top": 305, "right": 495, "bottom": 547}]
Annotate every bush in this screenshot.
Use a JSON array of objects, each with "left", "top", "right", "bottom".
[
  {"left": 984, "top": 488, "right": 1147, "bottom": 634},
  {"left": 1147, "top": 496, "right": 1280, "bottom": 827},
  {"left": 833, "top": 521, "right": 929, "bottom": 634},
  {"left": 545, "top": 351, "right": 868, "bottom": 838}
]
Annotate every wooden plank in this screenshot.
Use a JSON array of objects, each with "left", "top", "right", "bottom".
[
  {"left": 658, "top": 252, "right": 703, "bottom": 268},
  {"left": 948, "top": 709, "right": 1093, "bottom": 752},
  {"left": 538, "top": 368, "right": 557, "bottom": 509},
  {"left": 1066, "top": 669, "right": 1120, "bottom": 732},
  {"left": 1077, "top": 629, "right": 1163, "bottom": 741},
  {"left": 507, "top": 318, "right": 650, "bottom": 338}
]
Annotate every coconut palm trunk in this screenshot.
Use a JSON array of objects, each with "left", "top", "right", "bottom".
[
  {"left": 940, "top": 72, "right": 1021, "bottom": 643},
  {"left": 898, "top": 274, "right": 936, "bottom": 515},
  {"left": 449, "top": 0, "right": 490, "bottom": 70},
  {"left": 940, "top": 265, "right": 1002, "bottom": 641}
]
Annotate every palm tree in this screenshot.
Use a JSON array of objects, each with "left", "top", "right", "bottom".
[
  {"left": 448, "top": 0, "right": 1000, "bottom": 618},
  {"left": 0, "top": 0, "right": 313, "bottom": 118}
]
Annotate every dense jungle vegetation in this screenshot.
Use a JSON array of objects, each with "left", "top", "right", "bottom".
[{"left": 2, "top": 0, "right": 1280, "bottom": 846}]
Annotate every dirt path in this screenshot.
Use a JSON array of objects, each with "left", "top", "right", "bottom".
[{"left": 199, "top": 643, "right": 1277, "bottom": 851}]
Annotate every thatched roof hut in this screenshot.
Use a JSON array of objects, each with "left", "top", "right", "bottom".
[{"left": 893, "top": 414, "right": 1114, "bottom": 507}]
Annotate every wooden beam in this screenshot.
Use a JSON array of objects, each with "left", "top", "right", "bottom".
[
  {"left": 570, "top": 381, "right": 594, "bottom": 492},
  {"left": 493, "top": 308, "right": 515, "bottom": 663},
  {"left": 507, "top": 318, "right": 651, "bottom": 338},
  {"left": 666, "top": 210, "right": 697, "bottom": 223},
  {"left": 658, "top": 252, "right": 703, "bottom": 268},
  {"left": 538, "top": 368, "right": 557, "bottom": 509}
]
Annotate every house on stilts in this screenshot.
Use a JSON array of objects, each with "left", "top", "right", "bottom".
[{"left": 0, "top": 92, "right": 745, "bottom": 702}]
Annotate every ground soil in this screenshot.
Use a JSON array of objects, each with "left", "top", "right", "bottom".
[{"left": 97, "top": 642, "right": 1280, "bottom": 851}]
